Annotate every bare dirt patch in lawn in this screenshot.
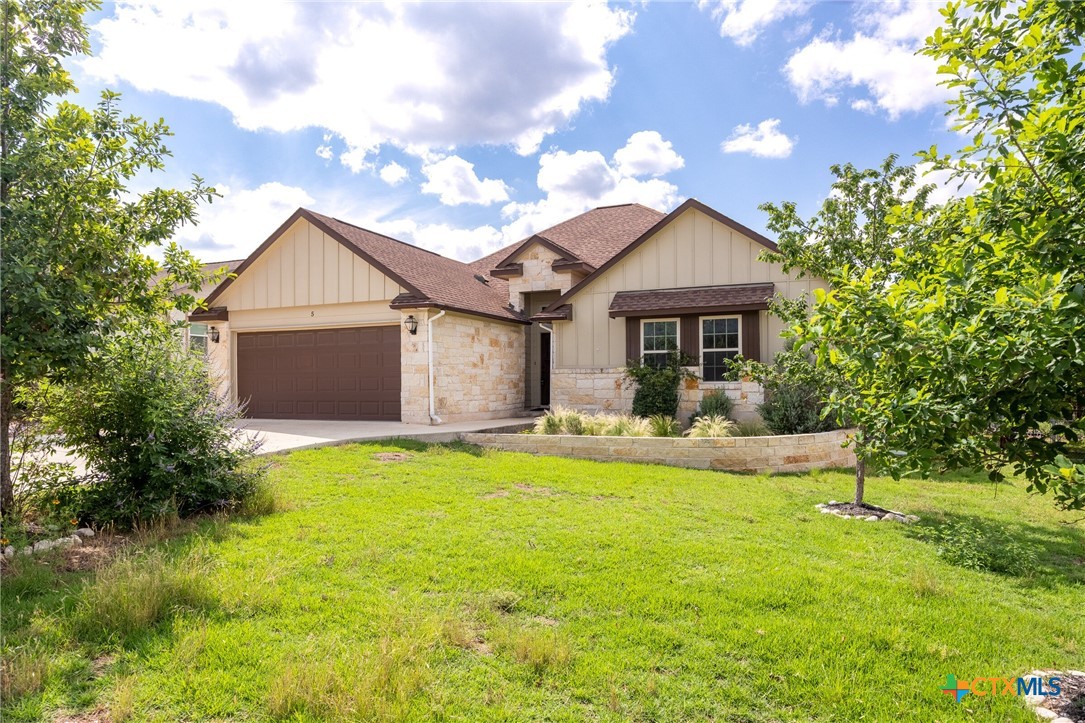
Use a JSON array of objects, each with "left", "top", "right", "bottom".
[
  {"left": 372, "top": 452, "right": 412, "bottom": 462},
  {"left": 480, "top": 489, "right": 510, "bottom": 499},
  {"left": 59, "top": 534, "right": 131, "bottom": 572},
  {"left": 54, "top": 709, "right": 111, "bottom": 723},
  {"left": 514, "top": 483, "right": 554, "bottom": 496}
]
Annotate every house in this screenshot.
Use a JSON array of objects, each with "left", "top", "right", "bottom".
[
  {"left": 191, "top": 198, "right": 825, "bottom": 423},
  {"left": 167, "top": 259, "right": 245, "bottom": 351}
]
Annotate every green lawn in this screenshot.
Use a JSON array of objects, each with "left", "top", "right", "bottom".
[{"left": 2, "top": 442, "right": 1082, "bottom": 721}]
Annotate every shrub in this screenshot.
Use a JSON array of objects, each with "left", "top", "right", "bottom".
[
  {"left": 623, "top": 350, "right": 697, "bottom": 418},
  {"left": 604, "top": 415, "right": 650, "bottom": 437},
  {"left": 924, "top": 521, "right": 1037, "bottom": 576},
  {"left": 734, "top": 420, "right": 770, "bottom": 437},
  {"left": 691, "top": 390, "right": 734, "bottom": 424},
  {"left": 748, "top": 340, "right": 841, "bottom": 435},
  {"left": 758, "top": 383, "right": 832, "bottom": 436},
  {"left": 685, "top": 415, "right": 736, "bottom": 438},
  {"left": 51, "top": 327, "right": 263, "bottom": 528},
  {"left": 648, "top": 414, "right": 680, "bottom": 437}
]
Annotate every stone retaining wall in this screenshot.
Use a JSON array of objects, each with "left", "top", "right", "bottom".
[
  {"left": 461, "top": 428, "right": 856, "bottom": 473},
  {"left": 549, "top": 368, "right": 765, "bottom": 423}
]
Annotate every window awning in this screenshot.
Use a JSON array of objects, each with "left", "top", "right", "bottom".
[{"left": 608, "top": 283, "right": 774, "bottom": 318}]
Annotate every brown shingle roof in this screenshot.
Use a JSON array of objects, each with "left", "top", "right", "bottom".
[
  {"left": 608, "top": 283, "right": 775, "bottom": 317},
  {"left": 479, "top": 204, "right": 666, "bottom": 272},
  {"left": 304, "top": 211, "right": 526, "bottom": 324}
]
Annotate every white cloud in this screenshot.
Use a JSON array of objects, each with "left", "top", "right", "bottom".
[
  {"left": 612, "top": 130, "right": 685, "bottom": 177},
  {"left": 420, "top": 155, "right": 509, "bottom": 206},
  {"left": 378, "top": 161, "right": 409, "bottom": 187},
  {"left": 721, "top": 119, "right": 795, "bottom": 158},
  {"left": 375, "top": 219, "right": 504, "bottom": 262},
  {"left": 315, "top": 145, "right": 333, "bottom": 160},
  {"left": 175, "top": 182, "right": 316, "bottom": 261},
  {"left": 783, "top": 1, "right": 950, "bottom": 118},
  {"left": 913, "top": 162, "right": 979, "bottom": 205},
  {"left": 500, "top": 132, "right": 681, "bottom": 242},
  {"left": 85, "top": 2, "right": 634, "bottom": 167},
  {"left": 698, "top": 0, "right": 808, "bottom": 46}
]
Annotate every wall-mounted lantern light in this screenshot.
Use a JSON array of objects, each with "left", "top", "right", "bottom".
[
  {"left": 209, "top": 327, "right": 221, "bottom": 344},
  {"left": 403, "top": 315, "right": 419, "bottom": 335}
]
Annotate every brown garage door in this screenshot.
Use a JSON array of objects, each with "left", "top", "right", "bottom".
[{"left": 237, "top": 326, "right": 400, "bottom": 420}]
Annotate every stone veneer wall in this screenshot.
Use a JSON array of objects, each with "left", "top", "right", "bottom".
[
  {"left": 207, "top": 320, "right": 232, "bottom": 399},
  {"left": 401, "top": 310, "right": 526, "bottom": 424},
  {"left": 503, "top": 244, "right": 582, "bottom": 309},
  {"left": 461, "top": 429, "right": 856, "bottom": 474},
  {"left": 550, "top": 368, "right": 765, "bottom": 423}
]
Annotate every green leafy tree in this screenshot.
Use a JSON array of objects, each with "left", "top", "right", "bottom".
[
  {"left": 0, "top": 0, "right": 215, "bottom": 513},
  {"left": 773, "top": 0, "right": 1085, "bottom": 511},
  {"left": 759, "top": 157, "right": 932, "bottom": 505}
]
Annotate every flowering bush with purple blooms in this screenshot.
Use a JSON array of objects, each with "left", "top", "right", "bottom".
[{"left": 51, "top": 326, "right": 263, "bottom": 528}]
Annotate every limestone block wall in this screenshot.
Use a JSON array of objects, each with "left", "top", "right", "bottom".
[
  {"left": 461, "top": 429, "right": 856, "bottom": 474},
  {"left": 504, "top": 245, "right": 582, "bottom": 309},
  {"left": 400, "top": 310, "right": 526, "bottom": 424},
  {"left": 207, "top": 321, "right": 232, "bottom": 400},
  {"left": 551, "top": 368, "right": 764, "bottom": 423}
]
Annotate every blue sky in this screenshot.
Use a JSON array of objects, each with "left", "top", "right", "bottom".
[{"left": 70, "top": 1, "right": 967, "bottom": 263}]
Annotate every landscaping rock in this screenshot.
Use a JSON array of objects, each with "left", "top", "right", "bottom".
[
  {"left": 905, "top": 515, "right": 919, "bottom": 523},
  {"left": 69, "top": 535, "right": 82, "bottom": 546},
  {"left": 1049, "top": 717, "right": 1073, "bottom": 723},
  {"left": 2, "top": 546, "right": 13, "bottom": 559},
  {"left": 1033, "top": 710, "right": 1057, "bottom": 721},
  {"left": 865, "top": 515, "right": 879, "bottom": 521},
  {"left": 32, "top": 540, "right": 55, "bottom": 552},
  {"left": 74, "top": 528, "right": 95, "bottom": 538}
]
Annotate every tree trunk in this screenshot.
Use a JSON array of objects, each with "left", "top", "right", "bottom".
[
  {"left": 854, "top": 455, "right": 866, "bottom": 506},
  {"left": 1, "top": 378, "right": 13, "bottom": 515}
]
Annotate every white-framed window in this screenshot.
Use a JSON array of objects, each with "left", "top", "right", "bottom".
[
  {"left": 189, "top": 323, "right": 209, "bottom": 354},
  {"left": 641, "top": 318, "right": 679, "bottom": 367},
  {"left": 701, "top": 316, "right": 740, "bottom": 382}
]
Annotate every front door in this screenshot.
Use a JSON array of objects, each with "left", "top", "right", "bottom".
[
  {"left": 523, "top": 291, "right": 560, "bottom": 408},
  {"left": 540, "top": 330, "right": 551, "bottom": 406}
]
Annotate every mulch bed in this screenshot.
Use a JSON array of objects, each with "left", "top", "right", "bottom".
[
  {"left": 1037, "top": 672, "right": 1085, "bottom": 722},
  {"left": 824, "top": 502, "right": 895, "bottom": 518}
]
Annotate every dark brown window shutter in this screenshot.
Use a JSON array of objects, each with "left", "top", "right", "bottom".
[
  {"left": 680, "top": 315, "right": 699, "bottom": 359},
  {"left": 741, "top": 310, "right": 761, "bottom": 363},
  {"left": 625, "top": 317, "right": 640, "bottom": 363}
]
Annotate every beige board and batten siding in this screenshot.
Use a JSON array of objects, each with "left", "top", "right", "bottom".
[
  {"left": 214, "top": 218, "right": 405, "bottom": 312},
  {"left": 207, "top": 217, "right": 406, "bottom": 399},
  {"left": 555, "top": 207, "right": 827, "bottom": 369}
]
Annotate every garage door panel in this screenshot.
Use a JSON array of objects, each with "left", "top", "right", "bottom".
[{"left": 237, "top": 325, "right": 400, "bottom": 421}]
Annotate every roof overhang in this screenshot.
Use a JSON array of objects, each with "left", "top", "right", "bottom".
[
  {"left": 551, "top": 259, "right": 595, "bottom": 275},
  {"left": 188, "top": 306, "right": 229, "bottom": 322},
  {"left": 489, "top": 263, "right": 523, "bottom": 279},
  {"left": 607, "top": 283, "right": 774, "bottom": 318},
  {"left": 389, "top": 294, "right": 530, "bottom": 325},
  {"left": 498, "top": 233, "right": 580, "bottom": 268},
  {"left": 530, "top": 304, "right": 572, "bottom": 322}
]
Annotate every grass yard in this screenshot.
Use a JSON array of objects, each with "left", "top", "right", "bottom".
[{"left": 2, "top": 441, "right": 1083, "bottom": 721}]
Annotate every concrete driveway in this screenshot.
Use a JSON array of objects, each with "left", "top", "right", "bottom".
[{"left": 235, "top": 417, "right": 534, "bottom": 455}]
